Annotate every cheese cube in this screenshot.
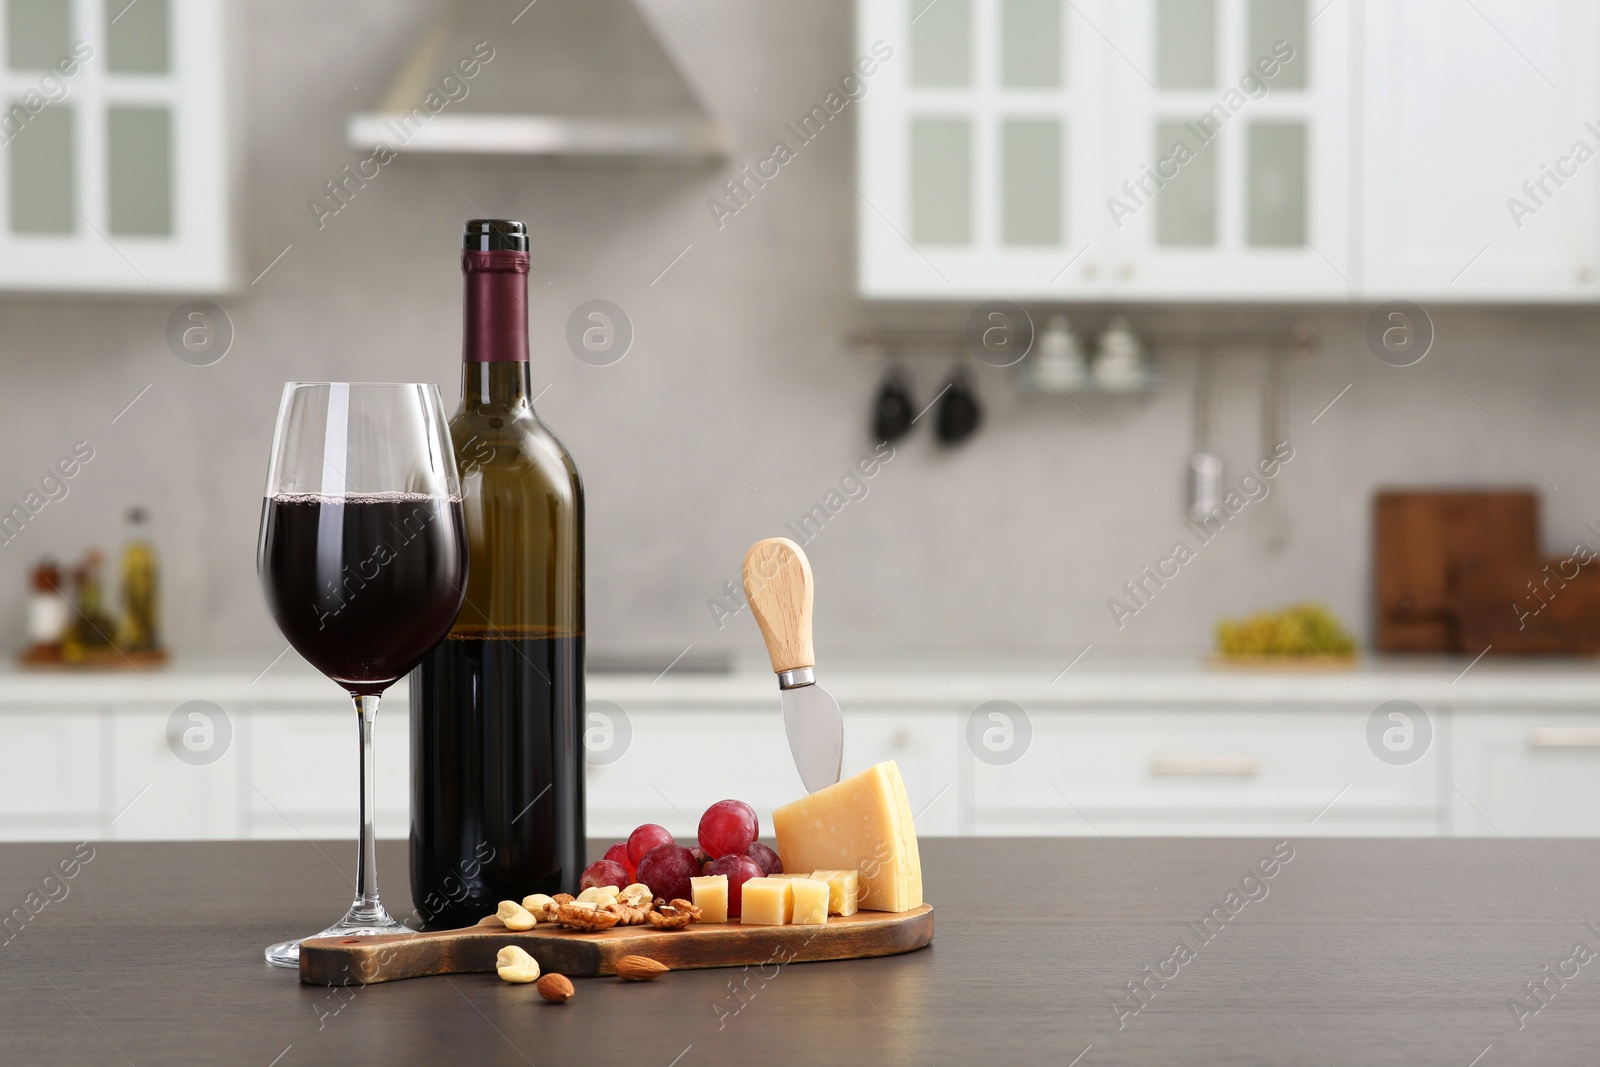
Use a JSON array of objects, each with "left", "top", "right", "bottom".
[
  {"left": 790, "top": 878, "right": 830, "bottom": 925},
  {"left": 811, "top": 869, "right": 860, "bottom": 916},
  {"left": 739, "top": 877, "right": 793, "bottom": 925},
  {"left": 690, "top": 875, "right": 728, "bottom": 923},
  {"left": 772, "top": 760, "right": 923, "bottom": 912}
]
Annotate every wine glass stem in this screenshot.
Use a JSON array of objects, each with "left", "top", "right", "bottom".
[{"left": 351, "top": 693, "right": 382, "bottom": 920}]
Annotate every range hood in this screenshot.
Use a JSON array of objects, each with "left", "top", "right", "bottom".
[{"left": 348, "top": 0, "right": 730, "bottom": 164}]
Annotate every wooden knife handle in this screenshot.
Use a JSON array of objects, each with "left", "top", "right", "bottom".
[{"left": 743, "top": 537, "right": 814, "bottom": 674}]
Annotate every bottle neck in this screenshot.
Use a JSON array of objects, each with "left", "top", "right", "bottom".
[
  {"left": 462, "top": 361, "right": 534, "bottom": 409},
  {"left": 461, "top": 248, "right": 529, "bottom": 366}
]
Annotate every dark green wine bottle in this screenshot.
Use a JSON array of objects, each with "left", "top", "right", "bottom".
[{"left": 409, "top": 219, "right": 586, "bottom": 930}]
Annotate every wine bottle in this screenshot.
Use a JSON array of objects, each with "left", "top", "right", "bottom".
[{"left": 409, "top": 219, "right": 586, "bottom": 929}]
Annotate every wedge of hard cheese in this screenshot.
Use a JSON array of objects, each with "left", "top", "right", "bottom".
[{"left": 771, "top": 760, "right": 923, "bottom": 912}]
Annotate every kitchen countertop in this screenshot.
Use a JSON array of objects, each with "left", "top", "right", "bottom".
[
  {"left": 3, "top": 838, "right": 1598, "bottom": 1065},
  {"left": 3, "top": 649, "right": 1600, "bottom": 708}
]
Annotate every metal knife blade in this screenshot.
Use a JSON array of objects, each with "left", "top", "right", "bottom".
[
  {"left": 779, "top": 681, "right": 844, "bottom": 794},
  {"left": 741, "top": 536, "right": 843, "bottom": 793}
]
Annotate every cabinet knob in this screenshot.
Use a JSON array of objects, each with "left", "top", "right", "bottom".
[
  {"left": 892, "top": 729, "right": 913, "bottom": 748},
  {"left": 1084, "top": 264, "right": 1100, "bottom": 279},
  {"left": 1579, "top": 266, "right": 1594, "bottom": 283},
  {"left": 1119, "top": 263, "right": 1136, "bottom": 279}
]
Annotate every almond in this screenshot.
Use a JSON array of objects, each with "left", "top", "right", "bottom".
[
  {"left": 536, "top": 973, "right": 575, "bottom": 1003},
  {"left": 615, "top": 954, "right": 669, "bottom": 982}
]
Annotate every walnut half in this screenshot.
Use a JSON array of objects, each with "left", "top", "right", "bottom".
[
  {"left": 645, "top": 899, "right": 702, "bottom": 930},
  {"left": 557, "top": 901, "right": 622, "bottom": 931},
  {"left": 605, "top": 902, "right": 651, "bottom": 926}
]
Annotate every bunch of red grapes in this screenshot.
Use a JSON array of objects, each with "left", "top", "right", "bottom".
[{"left": 578, "top": 799, "right": 781, "bottom": 917}]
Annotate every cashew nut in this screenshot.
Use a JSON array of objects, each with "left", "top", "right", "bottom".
[
  {"left": 576, "top": 885, "right": 620, "bottom": 906},
  {"left": 495, "top": 945, "right": 541, "bottom": 984},
  {"left": 521, "top": 893, "right": 555, "bottom": 913},
  {"left": 618, "top": 883, "right": 652, "bottom": 907},
  {"left": 497, "top": 900, "right": 537, "bottom": 931}
]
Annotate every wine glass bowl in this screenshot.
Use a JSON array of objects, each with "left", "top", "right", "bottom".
[
  {"left": 257, "top": 383, "right": 468, "bottom": 967},
  {"left": 258, "top": 492, "right": 467, "bottom": 695}
]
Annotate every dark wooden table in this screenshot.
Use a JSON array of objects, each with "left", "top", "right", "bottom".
[{"left": 1, "top": 837, "right": 1598, "bottom": 1066}]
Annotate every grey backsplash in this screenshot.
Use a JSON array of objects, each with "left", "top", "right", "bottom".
[{"left": 1, "top": 0, "right": 1597, "bottom": 662}]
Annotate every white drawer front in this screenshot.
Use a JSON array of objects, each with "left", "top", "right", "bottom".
[
  {"left": 1451, "top": 710, "right": 1600, "bottom": 837},
  {"left": 106, "top": 706, "right": 241, "bottom": 840},
  {"left": 0, "top": 708, "right": 103, "bottom": 839},
  {"left": 968, "top": 707, "right": 1441, "bottom": 833},
  {"left": 243, "top": 704, "right": 410, "bottom": 839}
]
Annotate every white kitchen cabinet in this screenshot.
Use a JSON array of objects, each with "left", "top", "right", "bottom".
[
  {"left": 1448, "top": 709, "right": 1600, "bottom": 836},
  {"left": 1360, "top": 0, "right": 1600, "bottom": 300},
  {"left": 0, "top": 706, "right": 102, "bottom": 841},
  {"left": 0, "top": 0, "right": 235, "bottom": 292},
  {"left": 1104, "top": 0, "right": 1354, "bottom": 299},
  {"left": 859, "top": 0, "right": 1599, "bottom": 302},
  {"left": 10, "top": 662, "right": 1600, "bottom": 841},
  {"left": 858, "top": 0, "right": 1353, "bottom": 299},
  {"left": 966, "top": 706, "right": 1443, "bottom": 836},
  {"left": 105, "top": 703, "right": 241, "bottom": 840},
  {"left": 857, "top": 0, "right": 1115, "bottom": 298},
  {"left": 242, "top": 701, "right": 411, "bottom": 841}
]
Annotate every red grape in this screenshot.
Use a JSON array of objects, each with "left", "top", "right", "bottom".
[
  {"left": 579, "top": 859, "right": 629, "bottom": 892},
  {"left": 637, "top": 845, "right": 698, "bottom": 903},
  {"left": 698, "top": 799, "right": 759, "bottom": 859},
  {"left": 603, "top": 842, "right": 636, "bottom": 881},
  {"left": 627, "top": 823, "right": 675, "bottom": 867},
  {"left": 707, "top": 854, "right": 764, "bottom": 918},
  {"left": 745, "top": 841, "right": 783, "bottom": 875}
]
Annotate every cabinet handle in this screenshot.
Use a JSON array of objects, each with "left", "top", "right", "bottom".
[
  {"left": 1526, "top": 727, "right": 1600, "bottom": 748},
  {"left": 1151, "top": 755, "right": 1260, "bottom": 776}
]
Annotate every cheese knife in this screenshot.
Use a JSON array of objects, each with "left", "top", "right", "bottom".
[{"left": 742, "top": 537, "right": 843, "bottom": 793}]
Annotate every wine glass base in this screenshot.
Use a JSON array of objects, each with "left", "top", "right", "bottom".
[{"left": 264, "top": 909, "right": 414, "bottom": 968}]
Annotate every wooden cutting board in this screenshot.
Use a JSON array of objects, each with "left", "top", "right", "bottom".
[
  {"left": 1373, "top": 490, "right": 1540, "bottom": 652},
  {"left": 298, "top": 905, "right": 934, "bottom": 986},
  {"left": 1457, "top": 558, "right": 1600, "bottom": 654}
]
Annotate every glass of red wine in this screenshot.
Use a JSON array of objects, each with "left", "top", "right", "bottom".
[{"left": 257, "top": 382, "right": 468, "bottom": 967}]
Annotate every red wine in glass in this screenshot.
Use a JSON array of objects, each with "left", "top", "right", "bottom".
[
  {"left": 256, "top": 382, "right": 467, "bottom": 968},
  {"left": 259, "top": 493, "right": 467, "bottom": 695}
]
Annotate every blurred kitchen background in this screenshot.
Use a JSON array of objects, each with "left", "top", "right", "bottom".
[{"left": 5, "top": 0, "right": 1600, "bottom": 842}]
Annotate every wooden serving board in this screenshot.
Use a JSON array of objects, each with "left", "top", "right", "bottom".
[
  {"left": 19, "top": 646, "right": 170, "bottom": 670},
  {"left": 1206, "top": 653, "right": 1358, "bottom": 671},
  {"left": 299, "top": 905, "right": 934, "bottom": 986}
]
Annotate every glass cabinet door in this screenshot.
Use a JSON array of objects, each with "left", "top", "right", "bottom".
[
  {"left": 1103, "top": 0, "right": 1352, "bottom": 298},
  {"left": 857, "top": 0, "right": 1113, "bottom": 297},
  {"left": 0, "top": 0, "right": 233, "bottom": 292},
  {"left": 861, "top": 0, "right": 1593, "bottom": 302}
]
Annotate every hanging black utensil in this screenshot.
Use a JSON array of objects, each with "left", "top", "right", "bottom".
[
  {"left": 935, "top": 368, "right": 981, "bottom": 445},
  {"left": 872, "top": 367, "right": 916, "bottom": 443}
]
